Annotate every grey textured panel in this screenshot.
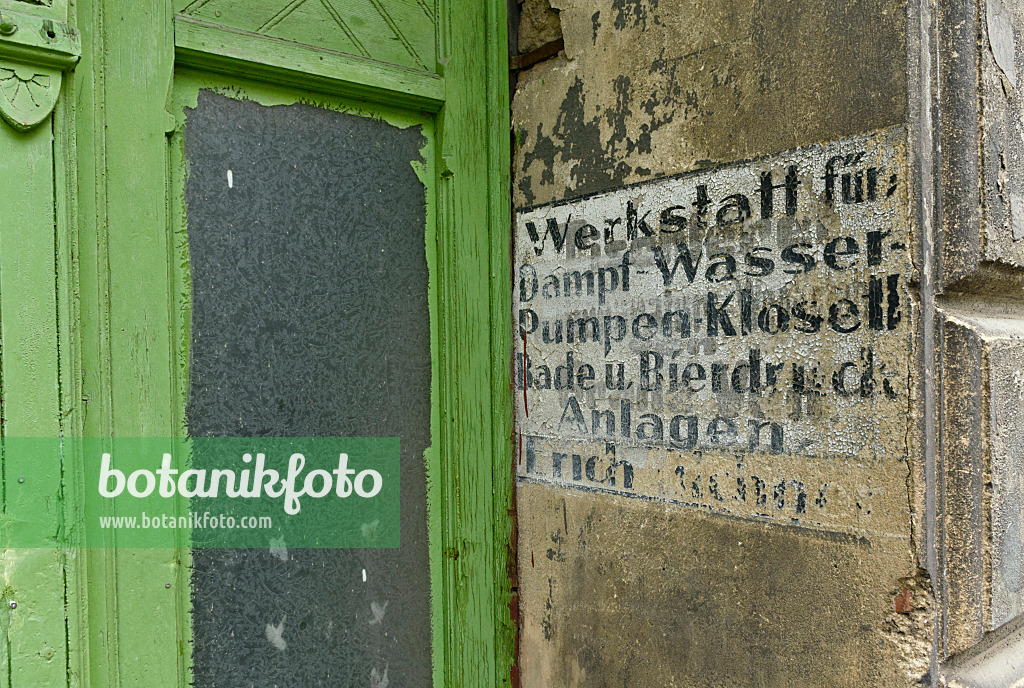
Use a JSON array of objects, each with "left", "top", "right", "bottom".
[{"left": 184, "top": 91, "right": 430, "bottom": 687}]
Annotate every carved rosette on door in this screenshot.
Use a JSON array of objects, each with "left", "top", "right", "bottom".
[{"left": 0, "top": 8, "right": 78, "bottom": 131}]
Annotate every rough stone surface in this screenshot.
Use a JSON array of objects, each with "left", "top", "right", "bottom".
[
  {"left": 510, "top": 0, "right": 934, "bottom": 683},
  {"left": 518, "top": 482, "right": 926, "bottom": 688},
  {"left": 518, "top": 0, "right": 563, "bottom": 55},
  {"left": 937, "top": 0, "right": 1024, "bottom": 289},
  {"left": 980, "top": 0, "right": 1024, "bottom": 267},
  {"left": 940, "top": 308, "right": 1024, "bottom": 633},
  {"left": 988, "top": 333, "right": 1024, "bottom": 629}
]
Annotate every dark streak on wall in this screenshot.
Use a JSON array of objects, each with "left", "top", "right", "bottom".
[{"left": 513, "top": 0, "right": 908, "bottom": 208}]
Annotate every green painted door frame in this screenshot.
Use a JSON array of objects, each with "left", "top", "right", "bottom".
[{"left": 0, "top": 0, "right": 513, "bottom": 685}]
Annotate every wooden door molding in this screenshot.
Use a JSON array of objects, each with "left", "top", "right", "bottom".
[
  {"left": 0, "top": 7, "right": 78, "bottom": 129},
  {"left": 64, "top": 0, "right": 513, "bottom": 686}
]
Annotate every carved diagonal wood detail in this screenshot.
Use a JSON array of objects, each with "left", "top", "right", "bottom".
[{"left": 177, "top": 0, "right": 435, "bottom": 72}]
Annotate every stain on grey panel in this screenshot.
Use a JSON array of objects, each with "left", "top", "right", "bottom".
[{"left": 184, "top": 91, "right": 431, "bottom": 687}]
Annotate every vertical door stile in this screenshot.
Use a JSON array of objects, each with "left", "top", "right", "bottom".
[
  {"left": 77, "top": 0, "right": 187, "bottom": 685},
  {"left": 0, "top": 108, "right": 67, "bottom": 688}
]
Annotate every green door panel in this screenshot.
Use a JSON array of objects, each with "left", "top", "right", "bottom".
[
  {"left": 0, "top": 111, "right": 68, "bottom": 688},
  {"left": 174, "top": 0, "right": 437, "bottom": 72},
  {"left": 0, "top": 0, "right": 511, "bottom": 685}
]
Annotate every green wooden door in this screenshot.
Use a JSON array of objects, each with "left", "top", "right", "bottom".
[{"left": 0, "top": 0, "right": 512, "bottom": 685}]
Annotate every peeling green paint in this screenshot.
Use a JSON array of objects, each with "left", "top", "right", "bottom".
[{"left": 0, "top": 0, "right": 514, "bottom": 686}]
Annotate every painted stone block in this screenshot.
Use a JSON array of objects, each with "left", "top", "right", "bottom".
[
  {"left": 514, "top": 128, "right": 928, "bottom": 686},
  {"left": 516, "top": 128, "right": 913, "bottom": 538}
]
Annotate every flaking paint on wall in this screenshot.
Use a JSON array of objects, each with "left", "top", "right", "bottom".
[
  {"left": 513, "top": 0, "right": 908, "bottom": 208},
  {"left": 515, "top": 129, "right": 913, "bottom": 536},
  {"left": 511, "top": 0, "right": 939, "bottom": 685},
  {"left": 513, "top": 130, "right": 929, "bottom": 688}
]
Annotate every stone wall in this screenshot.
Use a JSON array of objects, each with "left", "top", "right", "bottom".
[{"left": 510, "top": 0, "right": 1024, "bottom": 685}]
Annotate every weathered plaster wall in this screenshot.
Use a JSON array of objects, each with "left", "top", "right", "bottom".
[
  {"left": 512, "top": 0, "right": 1024, "bottom": 682},
  {"left": 511, "top": 1, "right": 935, "bottom": 686},
  {"left": 518, "top": 484, "right": 931, "bottom": 687},
  {"left": 513, "top": 0, "right": 908, "bottom": 208},
  {"left": 512, "top": 138, "right": 930, "bottom": 687}
]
